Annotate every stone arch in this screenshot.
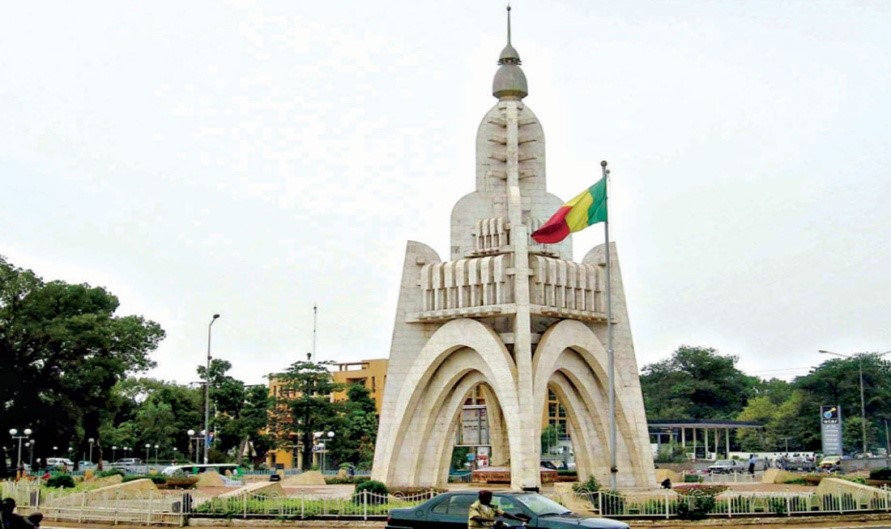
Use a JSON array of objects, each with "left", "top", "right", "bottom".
[
  {"left": 532, "top": 319, "right": 649, "bottom": 487},
  {"left": 377, "top": 319, "right": 521, "bottom": 487}
]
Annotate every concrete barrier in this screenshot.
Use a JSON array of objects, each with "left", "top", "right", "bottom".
[{"left": 217, "top": 481, "right": 284, "bottom": 499}]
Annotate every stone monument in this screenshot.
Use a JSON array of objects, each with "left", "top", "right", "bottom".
[{"left": 371, "top": 10, "right": 655, "bottom": 490}]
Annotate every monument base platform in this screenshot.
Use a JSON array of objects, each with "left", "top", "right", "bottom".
[{"left": 471, "top": 466, "right": 558, "bottom": 484}]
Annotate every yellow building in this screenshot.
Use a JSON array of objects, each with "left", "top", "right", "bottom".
[
  {"left": 331, "top": 359, "right": 388, "bottom": 414},
  {"left": 264, "top": 359, "right": 389, "bottom": 469}
]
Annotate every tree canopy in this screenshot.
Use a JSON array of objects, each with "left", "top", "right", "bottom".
[
  {"left": 0, "top": 256, "right": 164, "bottom": 472},
  {"left": 640, "top": 345, "right": 758, "bottom": 420}
]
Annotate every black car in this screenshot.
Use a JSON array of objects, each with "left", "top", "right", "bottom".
[{"left": 386, "top": 490, "right": 629, "bottom": 529}]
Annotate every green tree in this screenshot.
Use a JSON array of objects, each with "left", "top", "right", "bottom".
[
  {"left": 198, "top": 358, "right": 248, "bottom": 460},
  {"left": 269, "top": 360, "right": 344, "bottom": 470},
  {"left": 0, "top": 256, "right": 164, "bottom": 472},
  {"left": 793, "top": 353, "right": 891, "bottom": 453},
  {"left": 640, "top": 345, "right": 758, "bottom": 420},
  {"left": 332, "top": 384, "right": 378, "bottom": 469},
  {"left": 217, "top": 383, "right": 272, "bottom": 467}
]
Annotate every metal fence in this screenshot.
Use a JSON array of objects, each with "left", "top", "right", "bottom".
[
  {"left": 578, "top": 488, "right": 891, "bottom": 519},
  {"left": 681, "top": 471, "right": 763, "bottom": 484},
  {"left": 1, "top": 481, "right": 432, "bottom": 526},
  {"left": 6, "top": 479, "right": 891, "bottom": 526}
]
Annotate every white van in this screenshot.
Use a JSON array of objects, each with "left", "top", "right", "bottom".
[{"left": 46, "top": 457, "right": 74, "bottom": 469}]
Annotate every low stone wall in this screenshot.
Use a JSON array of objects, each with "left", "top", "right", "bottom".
[
  {"left": 654, "top": 468, "right": 681, "bottom": 486},
  {"left": 218, "top": 481, "right": 285, "bottom": 499},
  {"left": 470, "top": 467, "right": 557, "bottom": 484},
  {"left": 816, "top": 477, "right": 891, "bottom": 508}
]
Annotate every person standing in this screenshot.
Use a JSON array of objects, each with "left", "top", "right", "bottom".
[{"left": 747, "top": 455, "right": 756, "bottom": 475}]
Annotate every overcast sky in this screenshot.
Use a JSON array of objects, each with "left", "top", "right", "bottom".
[{"left": 2, "top": 1, "right": 889, "bottom": 386}]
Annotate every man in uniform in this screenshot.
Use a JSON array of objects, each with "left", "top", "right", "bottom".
[{"left": 468, "top": 490, "right": 525, "bottom": 528}]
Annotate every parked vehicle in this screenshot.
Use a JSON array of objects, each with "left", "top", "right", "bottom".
[
  {"left": 386, "top": 490, "right": 629, "bottom": 529},
  {"left": 781, "top": 454, "right": 816, "bottom": 472},
  {"left": 707, "top": 459, "right": 743, "bottom": 474},
  {"left": 45, "top": 458, "right": 74, "bottom": 469},
  {"left": 111, "top": 458, "right": 144, "bottom": 469},
  {"left": 819, "top": 456, "right": 842, "bottom": 471}
]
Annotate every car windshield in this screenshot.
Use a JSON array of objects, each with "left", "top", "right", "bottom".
[
  {"left": 713, "top": 460, "right": 732, "bottom": 466},
  {"left": 513, "top": 494, "right": 572, "bottom": 516}
]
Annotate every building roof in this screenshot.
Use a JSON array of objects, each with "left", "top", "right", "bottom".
[{"left": 648, "top": 419, "right": 764, "bottom": 429}]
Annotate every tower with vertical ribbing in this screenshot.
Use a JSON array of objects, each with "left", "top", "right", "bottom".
[{"left": 372, "top": 8, "right": 654, "bottom": 490}]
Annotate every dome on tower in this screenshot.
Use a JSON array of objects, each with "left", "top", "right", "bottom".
[{"left": 492, "top": 6, "right": 528, "bottom": 100}]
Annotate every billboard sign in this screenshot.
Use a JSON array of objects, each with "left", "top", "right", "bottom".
[
  {"left": 460, "top": 405, "right": 489, "bottom": 446},
  {"left": 820, "top": 405, "right": 843, "bottom": 456}
]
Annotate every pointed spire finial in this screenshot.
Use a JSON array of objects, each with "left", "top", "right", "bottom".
[
  {"left": 507, "top": 4, "right": 512, "bottom": 46},
  {"left": 493, "top": 3, "right": 527, "bottom": 99}
]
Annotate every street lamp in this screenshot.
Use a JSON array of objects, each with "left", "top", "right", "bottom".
[
  {"left": 145, "top": 443, "right": 151, "bottom": 463},
  {"left": 187, "top": 429, "right": 203, "bottom": 464},
  {"left": 53, "top": 445, "right": 58, "bottom": 456},
  {"left": 154, "top": 444, "right": 159, "bottom": 465},
  {"left": 819, "top": 349, "right": 891, "bottom": 456},
  {"left": 112, "top": 446, "right": 118, "bottom": 461},
  {"left": 25, "top": 441, "right": 33, "bottom": 467},
  {"left": 9, "top": 429, "right": 32, "bottom": 471},
  {"left": 204, "top": 313, "right": 221, "bottom": 464},
  {"left": 88, "top": 437, "right": 95, "bottom": 464},
  {"left": 314, "top": 431, "right": 334, "bottom": 474},
  {"left": 173, "top": 447, "right": 178, "bottom": 463}
]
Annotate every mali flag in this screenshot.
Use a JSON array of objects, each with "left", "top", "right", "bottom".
[{"left": 531, "top": 176, "right": 607, "bottom": 244}]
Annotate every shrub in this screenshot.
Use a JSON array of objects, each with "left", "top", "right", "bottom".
[
  {"left": 768, "top": 497, "right": 787, "bottom": 515},
  {"left": 572, "top": 475, "right": 600, "bottom": 494},
  {"left": 46, "top": 475, "right": 75, "bottom": 488},
  {"left": 122, "top": 474, "right": 166, "bottom": 484},
  {"left": 869, "top": 468, "right": 891, "bottom": 480},
  {"left": 676, "top": 489, "right": 716, "bottom": 520},
  {"left": 654, "top": 443, "right": 688, "bottom": 463},
  {"left": 95, "top": 469, "right": 124, "bottom": 478},
  {"left": 353, "top": 479, "right": 388, "bottom": 505},
  {"left": 674, "top": 484, "right": 727, "bottom": 496},
  {"left": 684, "top": 474, "right": 703, "bottom": 483}
]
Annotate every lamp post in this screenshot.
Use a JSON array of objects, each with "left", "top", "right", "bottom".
[
  {"left": 145, "top": 443, "right": 151, "bottom": 463},
  {"left": 88, "top": 437, "right": 95, "bottom": 464},
  {"left": 819, "top": 350, "right": 891, "bottom": 456},
  {"left": 53, "top": 445, "right": 58, "bottom": 457},
  {"left": 204, "top": 313, "right": 221, "bottom": 464},
  {"left": 173, "top": 447, "right": 178, "bottom": 463},
  {"left": 314, "top": 431, "right": 334, "bottom": 474},
  {"left": 187, "top": 429, "right": 203, "bottom": 464},
  {"left": 112, "top": 446, "right": 117, "bottom": 461},
  {"left": 9, "top": 429, "right": 32, "bottom": 471},
  {"left": 154, "top": 444, "right": 159, "bottom": 465}
]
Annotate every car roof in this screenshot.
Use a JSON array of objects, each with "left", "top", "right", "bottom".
[{"left": 442, "top": 490, "right": 541, "bottom": 497}]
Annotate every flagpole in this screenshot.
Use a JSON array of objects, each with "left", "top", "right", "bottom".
[{"left": 602, "top": 160, "right": 617, "bottom": 490}]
